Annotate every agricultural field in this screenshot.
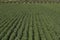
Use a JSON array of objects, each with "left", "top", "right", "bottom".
[{"left": 0, "top": 3, "right": 60, "bottom": 40}]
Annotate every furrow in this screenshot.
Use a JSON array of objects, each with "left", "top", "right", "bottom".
[
  {"left": 33, "top": 15, "right": 40, "bottom": 40},
  {"left": 28, "top": 14, "right": 33, "bottom": 40},
  {"left": 21, "top": 15, "right": 29, "bottom": 40},
  {"left": 0, "top": 16, "right": 18, "bottom": 40},
  {"left": 0, "top": 15, "right": 17, "bottom": 33},
  {"left": 44, "top": 15, "right": 58, "bottom": 40},
  {"left": 1, "top": 15, "right": 23, "bottom": 40},
  {"left": 40, "top": 15, "right": 53, "bottom": 40},
  {"left": 32, "top": 15, "right": 34, "bottom": 40},
  {"left": 38, "top": 14, "right": 47, "bottom": 40},
  {"left": 14, "top": 14, "right": 27, "bottom": 40},
  {"left": 8, "top": 15, "right": 25, "bottom": 40}
]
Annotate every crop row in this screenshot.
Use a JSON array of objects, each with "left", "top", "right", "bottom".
[{"left": 0, "top": 3, "right": 60, "bottom": 40}]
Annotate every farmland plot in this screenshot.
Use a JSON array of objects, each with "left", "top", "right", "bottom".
[{"left": 0, "top": 3, "right": 60, "bottom": 40}]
